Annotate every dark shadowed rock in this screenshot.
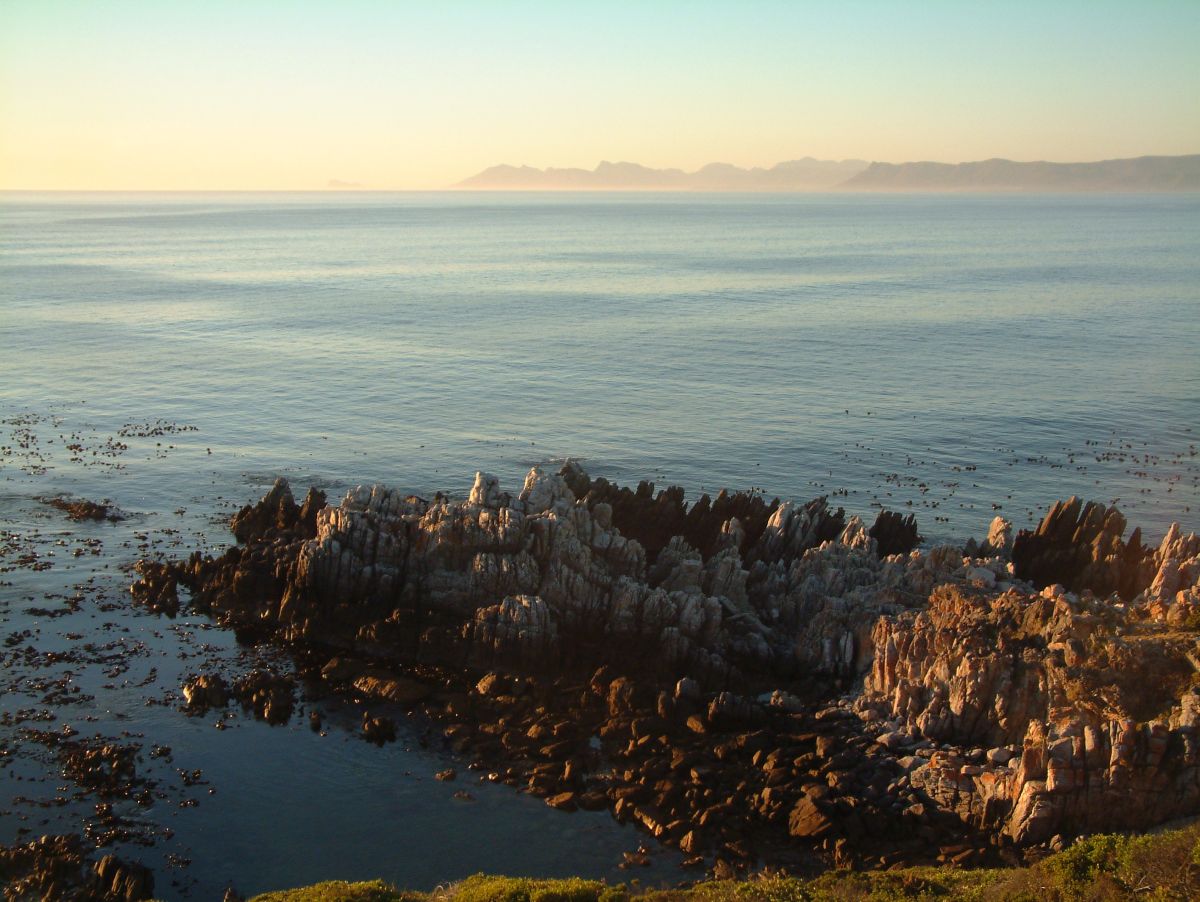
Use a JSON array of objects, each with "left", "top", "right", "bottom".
[
  {"left": 362, "top": 713, "right": 397, "bottom": 745},
  {"left": 788, "top": 796, "right": 835, "bottom": 838},
  {"left": 869, "top": 510, "right": 922, "bottom": 557},
  {"left": 1012, "top": 496, "right": 1153, "bottom": 598},
  {"left": 93, "top": 854, "right": 154, "bottom": 901},
  {"left": 230, "top": 478, "right": 325, "bottom": 543},
  {"left": 231, "top": 670, "right": 294, "bottom": 725},
  {"left": 129, "top": 560, "right": 179, "bottom": 616}
]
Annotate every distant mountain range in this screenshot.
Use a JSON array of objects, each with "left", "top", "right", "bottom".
[
  {"left": 455, "top": 154, "right": 1200, "bottom": 192},
  {"left": 454, "top": 158, "right": 869, "bottom": 191},
  {"left": 842, "top": 155, "right": 1200, "bottom": 192}
]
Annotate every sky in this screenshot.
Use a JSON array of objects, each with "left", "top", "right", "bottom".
[{"left": 1, "top": 0, "right": 1198, "bottom": 190}]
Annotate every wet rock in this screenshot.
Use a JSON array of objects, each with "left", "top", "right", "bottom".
[
  {"left": 92, "top": 854, "right": 154, "bottom": 901},
  {"left": 352, "top": 672, "right": 433, "bottom": 706},
  {"left": 362, "top": 713, "right": 397, "bottom": 745},
  {"left": 475, "top": 672, "right": 512, "bottom": 697},
  {"left": 129, "top": 560, "right": 179, "bottom": 616},
  {"left": 41, "top": 496, "right": 123, "bottom": 522},
  {"left": 231, "top": 670, "right": 294, "bottom": 725},
  {"left": 0, "top": 834, "right": 153, "bottom": 901},
  {"left": 546, "top": 791, "right": 578, "bottom": 811},
  {"left": 231, "top": 478, "right": 299, "bottom": 542},
  {"left": 181, "top": 673, "right": 229, "bottom": 712}
]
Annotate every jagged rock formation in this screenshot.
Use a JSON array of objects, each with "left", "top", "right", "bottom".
[
  {"left": 1012, "top": 497, "right": 1158, "bottom": 599},
  {"left": 0, "top": 834, "right": 153, "bottom": 901},
  {"left": 867, "top": 511, "right": 922, "bottom": 558},
  {"left": 176, "top": 465, "right": 962, "bottom": 687},
  {"left": 153, "top": 463, "right": 1199, "bottom": 870},
  {"left": 230, "top": 480, "right": 325, "bottom": 543},
  {"left": 860, "top": 521, "right": 1200, "bottom": 844}
]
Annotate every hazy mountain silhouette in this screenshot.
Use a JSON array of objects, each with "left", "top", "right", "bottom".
[
  {"left": 456, "top": 154, "right": 1200, "bottom": 192},
  {"left": 841, "top": 155, "right": 1200, "bottom": 192},
  {"left": 455, "top": 158, "right": 869, "bottom": 191}
]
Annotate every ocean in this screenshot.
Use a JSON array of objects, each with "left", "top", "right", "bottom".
[{"left": 1, "top": 191, "right": 1198, "bottom": 897}]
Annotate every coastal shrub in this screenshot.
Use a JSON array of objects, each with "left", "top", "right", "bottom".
[
  {"left": 248, "top": 879, "right": 404, "bottom": 902},
  {"left": 801, "top": 866, "right": 999, "bottom": 900},
  {"left": 1044, "top": 833, "right": 1128, "bottom": 893},
  {"left": 532, "top": 878, "right": 608, "bottom": 902},
  {"left": 444, "top": 875, "right": 605, "bottom": 902},
  {"left": 686, "top": 874, "right": 812, "bottom": 902},
  {"left": 983, "top": 824, "right": 1200, "bottom": 901},
  {"left": 597, "top": 884, "right": 631, "bottom": 902}
]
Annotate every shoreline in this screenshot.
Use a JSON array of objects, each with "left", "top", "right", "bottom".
[{"left": 125, "top": 464, "right": 1200, "bottom": 882}]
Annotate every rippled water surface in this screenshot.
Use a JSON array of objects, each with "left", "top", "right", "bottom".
[{"left": 1, "top": 192, "right": 1198, "bottom": 897}]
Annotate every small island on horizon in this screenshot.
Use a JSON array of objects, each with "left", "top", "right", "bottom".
[{"left": 454, "top": 153, "right": 1200, "bottom": 193}]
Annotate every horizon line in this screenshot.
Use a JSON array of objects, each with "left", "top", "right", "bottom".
[{"left": 7, "top": 151, "right": 1198, "bottom": 194}]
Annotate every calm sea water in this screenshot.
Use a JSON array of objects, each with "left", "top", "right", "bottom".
[
  {"left": 1, "top": 192, "right": 1198, "bottom": 897},
  {"left": 3, "top": 192, "right": 1199, "bottom": 536}
]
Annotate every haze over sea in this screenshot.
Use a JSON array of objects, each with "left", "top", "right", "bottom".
[{"left": 1, "top": 191, "right": 1199, "bottom": 897}]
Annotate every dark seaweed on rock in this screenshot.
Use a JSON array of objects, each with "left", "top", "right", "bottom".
[{"left": 40, "top": 496, "right": 124, "bottom": 522}]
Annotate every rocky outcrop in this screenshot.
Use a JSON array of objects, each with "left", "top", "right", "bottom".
[
  {"left": 860, "top": 573, "right": 1200, "bottom": 844},
  {"left": 174, "top": 464, "right": 975, "bottom": 687},
  {"left": 153, "top": 464, "right": 1199, "bottom": 868}
]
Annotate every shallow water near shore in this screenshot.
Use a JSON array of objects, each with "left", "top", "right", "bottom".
[{"left": 1, "top": 192, "right": 1199, "bottom": 898}]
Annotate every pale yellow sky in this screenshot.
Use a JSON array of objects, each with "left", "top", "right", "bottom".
[{"left": 2, "top": 1, "right": 1198, "bottom": 190}]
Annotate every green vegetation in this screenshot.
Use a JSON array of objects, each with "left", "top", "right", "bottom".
[
  {"left": 248, "top": 823, "right": 1200, "bottom": 902},
  {"left": 249, "top": 880, "right": 419, "bottom": 902}
]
